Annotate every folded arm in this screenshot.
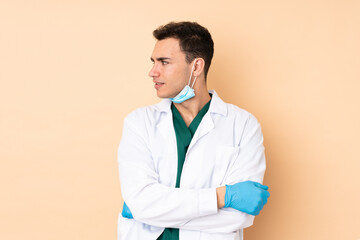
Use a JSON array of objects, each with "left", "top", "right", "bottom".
[
  {"left": 119, "top": 112, "right": 268, "bottom": 232},
  {"left": 118, "top": 114, "right": 218, "bottom": 227}
]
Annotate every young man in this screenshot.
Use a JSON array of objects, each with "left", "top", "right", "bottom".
[{"left": 117, "top": 22, "right": 270, "bottom": 240}]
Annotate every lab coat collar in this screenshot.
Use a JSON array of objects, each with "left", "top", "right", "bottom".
[
  {"left": 208, "top": 90, "right": 227, "bottom": 116},
  {"left": 153, "top": 90, "right": 227, "bottom": 116}
]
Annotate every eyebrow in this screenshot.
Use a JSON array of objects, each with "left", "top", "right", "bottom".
[{"left": 150, "top": 57, "right": 172, "bottom": 62}]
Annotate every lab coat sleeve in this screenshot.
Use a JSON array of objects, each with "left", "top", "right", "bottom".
[
  {"left": 118, "top": 111, "right": 218, "bottom": 228},
  {"left": 169, "top": 113, "right": 266, "bottom": 233}
]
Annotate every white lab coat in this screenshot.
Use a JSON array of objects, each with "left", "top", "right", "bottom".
[{"left": 117, "top": 90, "right": 266, "bottom": 240}]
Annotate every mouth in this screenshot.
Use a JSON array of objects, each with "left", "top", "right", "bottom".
[{"left": 154, "top": 81, "right": 164, "bottom": 90}]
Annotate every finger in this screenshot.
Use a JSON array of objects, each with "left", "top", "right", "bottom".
[
  {"left": 258, "top": 202, "right": 264, "bottom": 211},
  {"left": 254, "top": 182, "right": 269, "bottom": 190},
  {"left": 123, "top": 202, "right": 129, "bottom": 211},
  {"left": 265, "top": 190, "right": 270, "bottom": 198},
  {"left": 122, "top": 202, "right": 133, "bottom": 219},
  {"left": 262, "top": 190, "right": 270, "bottom": 199},
  {"left": 262, "top": 195, "right": 268, "bottom": 205}
]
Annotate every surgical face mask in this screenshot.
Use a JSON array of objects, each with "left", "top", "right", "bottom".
[{"left": 170, "top": 61, "right": 197, "bottom": 103}]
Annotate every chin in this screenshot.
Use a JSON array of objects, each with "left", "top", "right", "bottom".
[
  {"left": 156, "top": 91, "right": 169, "bottom": 99},
  {"left": 156, "top": 90, "right": 174, "bottom": 99}
]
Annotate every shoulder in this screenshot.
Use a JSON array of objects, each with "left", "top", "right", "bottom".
[
  {"left": 210, "top": 91, "right": 262, "bottom": 132},
  {"left": 124, "top": 105, "right": 153, "bottom": 122},
  {"left": 226, "top": 102, "right": 251, "bottom": 118},
  {"left": 211, "top": 90, "right": 257, "bottom": 122},
  {"left": 123, "top": 101, "right": 169, "bottom": 128},
  {"left": 220, "top": 102, "right": 264, "bottom": 148},
  {"left": 227, "top": 103, "right": 259, "bottom": 124}
]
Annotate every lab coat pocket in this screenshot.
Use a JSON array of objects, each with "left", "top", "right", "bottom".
[{"left": 214, "top": 146, "right": 240, "bottom": 186}]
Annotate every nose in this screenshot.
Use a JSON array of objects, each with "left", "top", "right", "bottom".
[{"left": 148, "top": 63, "right": 160, "bottom": 78}]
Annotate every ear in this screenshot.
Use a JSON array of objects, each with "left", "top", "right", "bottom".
[{"left": 193, "top": 58, "right": 205, "bottom": 77}]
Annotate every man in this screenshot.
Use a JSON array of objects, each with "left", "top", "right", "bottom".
[{"left": 117, "top": 22, "right": 269, "bottom": 240}]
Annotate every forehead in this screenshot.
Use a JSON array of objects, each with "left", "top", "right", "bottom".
[{"left": 152, "top": 38, "right": 185, "bottom": 60}]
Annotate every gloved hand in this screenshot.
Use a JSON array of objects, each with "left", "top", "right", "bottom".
[
  {"left": 224, "top": 181, "right": 270, "bottom": 216},
  {"left": 122, "top": 202, "right": 133, "bottom": 219}
]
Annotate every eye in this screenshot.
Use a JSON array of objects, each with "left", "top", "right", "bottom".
[{"left": 161, "top": 60, "right": 169, "bottom": 65}]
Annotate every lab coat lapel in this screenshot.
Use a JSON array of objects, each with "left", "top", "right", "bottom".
[
  {"left": 154, "top": 99, "right": 175, "bottom": 142},
  {"left": 157, "top": 112, "right": 176, "bottom": 145},
  {"left": 187, "top": 90, "right": 226, "bottom": 152},
  {"left": 156, "top": 111, "right": 178, "bottom": 186},
  {"left": 154, "top": 99, "right": 178, "bottom": 171},
  {"left": 187, "top": 113, "right": 214, "bottom": 152}
]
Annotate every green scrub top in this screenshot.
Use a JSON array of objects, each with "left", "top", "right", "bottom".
[{"left": 157, "top": 97, "right": 212, "bottom": 240}]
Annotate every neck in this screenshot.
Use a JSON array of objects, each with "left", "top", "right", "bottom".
[{"left": 173, "top": 86, "right": 211, "bottom": 126}]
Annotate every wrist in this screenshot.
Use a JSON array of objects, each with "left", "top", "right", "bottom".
[{"left": 216, "top": 186, "right": 226, "bottom": 209}]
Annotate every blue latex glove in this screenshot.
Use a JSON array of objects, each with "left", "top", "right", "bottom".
[
  {"left": 224, "top": 181, "right": 270, "bottom": 216},
  {"left": 122, "top": 202, "right": 133, "bottom": 219}
]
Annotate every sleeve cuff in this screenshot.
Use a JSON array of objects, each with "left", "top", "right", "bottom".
[{"left": 198, "top": 188, "right": 218, "bottom": 217}]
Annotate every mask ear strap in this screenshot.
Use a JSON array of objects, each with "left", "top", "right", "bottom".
[
  {"left": 191, "top": 76, "right": 197, "bottom": 88},
  {"left": 188, "top": 60, "right": 197, "bottom": 87},
  {"left": 187, "top": 71, "right": 193, "bottom": 86}
]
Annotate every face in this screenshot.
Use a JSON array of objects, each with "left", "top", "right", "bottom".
[{"left": 149, "top": 38, "right": 192, "bottom": 98}]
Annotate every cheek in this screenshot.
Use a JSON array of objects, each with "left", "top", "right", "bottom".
[
  {"left": 170, "top": 68, "right": 188, "bottom": 83},
  {"left": 162, "top": 65, "right": 189, "bottom": 89}
]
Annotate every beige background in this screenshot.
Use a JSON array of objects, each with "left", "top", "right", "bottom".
[{"left": 1, "top": 0, "right": 359, "bottom": 239}]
